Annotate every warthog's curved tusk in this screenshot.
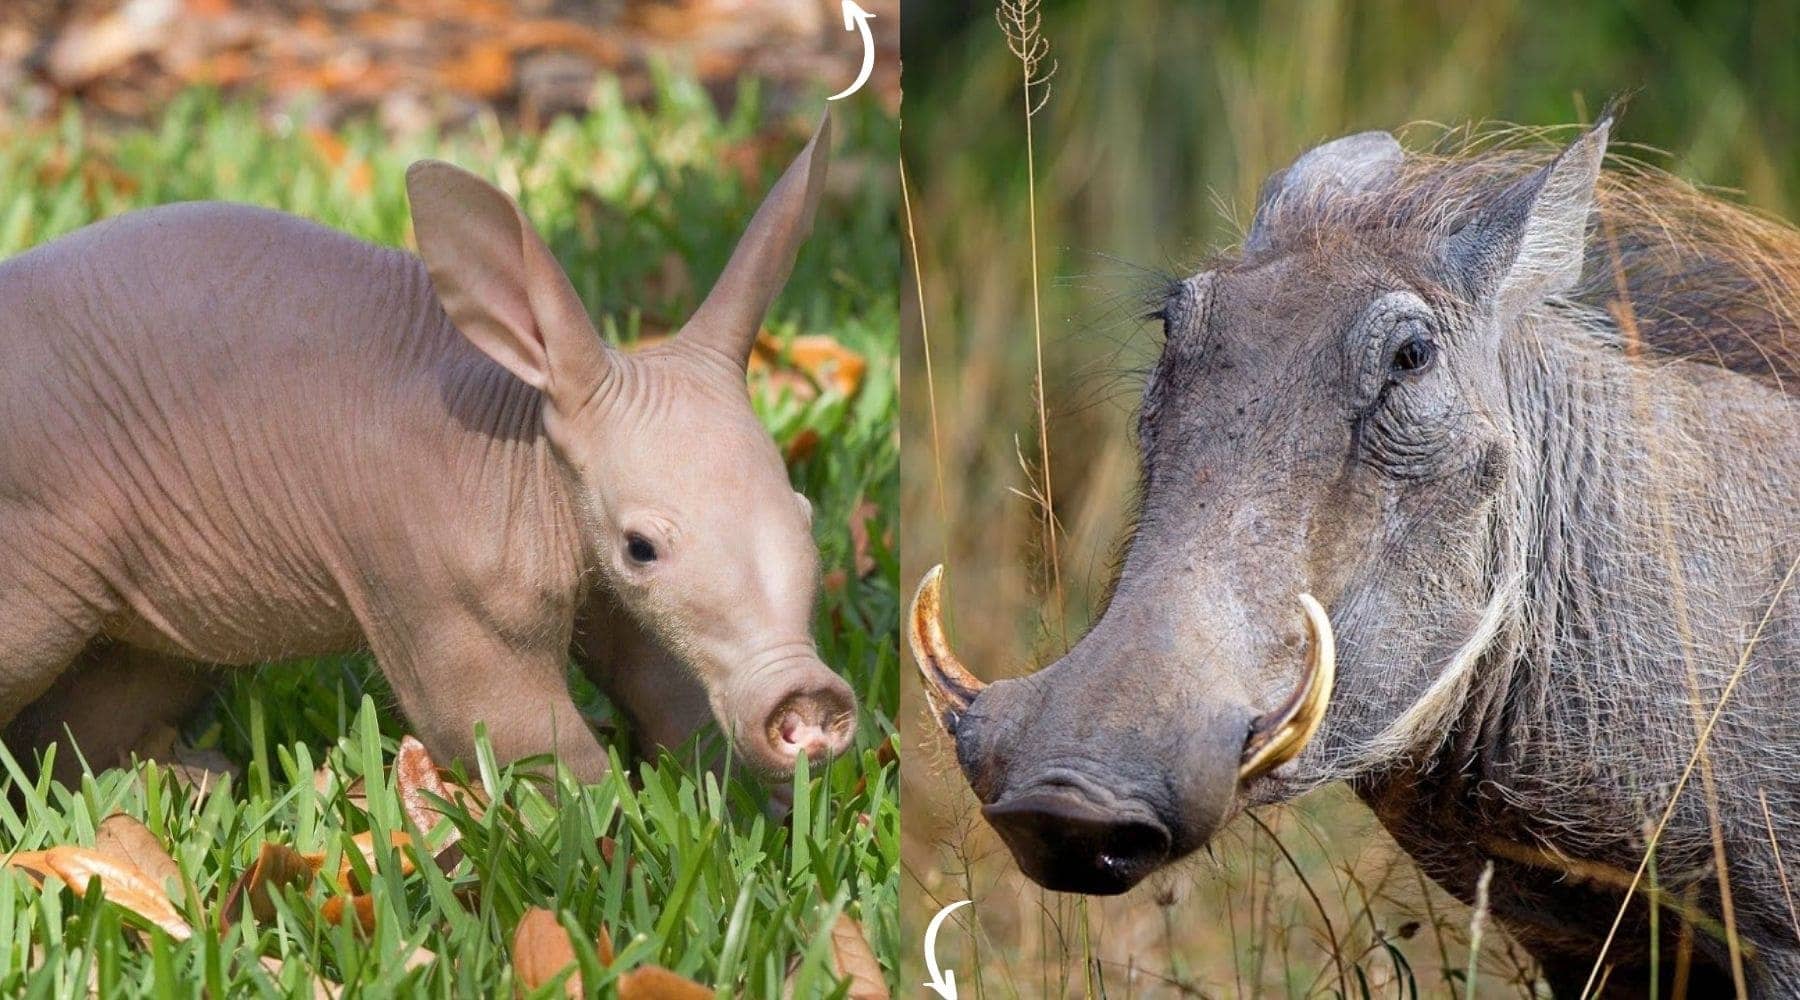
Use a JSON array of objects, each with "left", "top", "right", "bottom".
[
  {"left": 908, "top": 565, "right": 987, "bottom": 732},
  {"left": 1239, "top": 593, "right": 1336, "bottom": 782}
]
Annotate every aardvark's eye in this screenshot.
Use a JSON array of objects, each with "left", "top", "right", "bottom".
[{"left": 625, "top": 533, "right": 658, "bottom": 564}]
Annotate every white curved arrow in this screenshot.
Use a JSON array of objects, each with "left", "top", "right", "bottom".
[
  {"left": 923, "top": 899, "right": 972, "bottom": 999},
  {"left": 827, "top": 1, "right": 877, "bottom": 101}
]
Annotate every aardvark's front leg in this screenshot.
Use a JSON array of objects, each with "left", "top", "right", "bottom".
[{"left": 375, "top": 611, "right": 611, "bottom": 783}]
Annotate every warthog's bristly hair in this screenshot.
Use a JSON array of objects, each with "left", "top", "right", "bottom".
[{"left": 1238, "top": 124, "right": 1800, "bottom": 394}]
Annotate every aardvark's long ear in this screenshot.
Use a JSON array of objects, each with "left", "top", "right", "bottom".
[
  {"left": 1445, "top": 116, "right": 1611, "bottom": 319},
  {"left": 406, "top": 160, "right": 609, "bottom": 411},
  {"left": 682, "top": 112, "right": 832, "bottom": 368}
]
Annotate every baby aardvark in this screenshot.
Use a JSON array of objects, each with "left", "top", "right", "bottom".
[{"left": 0, "top": 115, "right": 855, "bottom": 785}]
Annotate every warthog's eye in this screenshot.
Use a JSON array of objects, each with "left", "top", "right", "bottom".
[
  {"left": 1389, "top": 335, "right": 1438, "bottom": 377},
  {"left": 625, "top": 533, "right": 658, "bottom": 564}
]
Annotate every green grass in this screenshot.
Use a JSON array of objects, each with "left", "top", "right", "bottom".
[{"left": 0, "top": 75, "right": 898, "bottom": 996}]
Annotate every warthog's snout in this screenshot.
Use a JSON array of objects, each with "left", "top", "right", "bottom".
[
  {"left": 982, "top": 789, "right": 1172, "bottom": 895},
  {"left": 911, "top": 566, "right": 1335, "bottom": 894}
]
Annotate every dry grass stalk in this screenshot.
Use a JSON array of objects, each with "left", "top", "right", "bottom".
[{"left": 994, "top": 0, "right": 1064, "bottom": 637}]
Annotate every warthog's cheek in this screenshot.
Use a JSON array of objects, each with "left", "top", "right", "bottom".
[
  {"left": 946, "top": 684, "right": 1031, "bottom": 803},
  {"left": 1167, "top": 701, "right": 1264, "bottom": 858}
]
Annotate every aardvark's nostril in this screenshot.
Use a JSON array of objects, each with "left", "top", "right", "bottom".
[
  {"left": 777, "top": 708, "right": 833, "bottom": 758},
  {"left": 762, "top": 674, "right": 857, "bottom": 766}
]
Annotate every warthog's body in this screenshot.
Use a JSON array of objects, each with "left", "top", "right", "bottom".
[
  {"left": 919, "top": 118, "right": 1800, "bottom": 995},
  {"left": 1, "top": 118, "right": 855, "bottom": 786}
]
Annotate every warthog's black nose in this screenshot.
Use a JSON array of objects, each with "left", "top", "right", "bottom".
[{"left": 982, "top": 791, "right": 1172, "bottom": 895}]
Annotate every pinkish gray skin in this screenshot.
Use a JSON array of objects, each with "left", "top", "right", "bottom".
[{"left": 0, "top": 115, "right": 855, "bottom": 788}]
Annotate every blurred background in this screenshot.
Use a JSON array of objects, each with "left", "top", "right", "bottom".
[
  {"left": 899, "top": 0, "right": 1800, "bottom": 995},
  {"left": 0, "top": 0, "right": 898, "bottom": 129}
]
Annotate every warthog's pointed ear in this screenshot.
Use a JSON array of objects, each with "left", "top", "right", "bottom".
[
  {"left": 1246, "top": 131, "right": 1403, "bottom": 253},
  {"left": 406, "top": 160, "right": 610, "bottom": 411},
  {"left": 1447, "top": 117, "right": 1611, "bottom": 318},
  {"left": 682, "top": 112, "right": 832, "bottom": 368}
]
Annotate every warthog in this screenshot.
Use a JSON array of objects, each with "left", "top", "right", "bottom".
[
  {"left": 0, "top": 116, "right": 855, "bottom": 788},
  {"left": 914, "top": 116, "right": 1800, "bottom": 996}
]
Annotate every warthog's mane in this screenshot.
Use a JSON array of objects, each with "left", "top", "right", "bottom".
[{"left": 1238, "top": 123, "right": 1800, "bottom": 396}]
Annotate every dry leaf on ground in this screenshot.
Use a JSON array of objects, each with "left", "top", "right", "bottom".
[
  {"left": 2, "top": 850, "right": 55, "bottom": 886},
  {"left": 617, "top": 964, "right": 714, "bottom": 999},
  {"left": 43, "top": 845, "right": 192, "bottom": 939},
  {"left": 512, "top": 906, "right": 582, "bottom": 997},
  {"left": 597, "top": 923, "right": 615, "bottom": 967},
  {"left": 312, "top": 830, "right": 418, "bottom": 893},
  {"left": 826, "top": 914, "right": 890, "bottom": 999},
  {"left": 313, "top": 768, "right": 368, "bottom": 811},
  {"left": 221, "top": 841, "right": 319, "bottom": 931},
  {"left": 395, "top": 736, "right": 461, "bottom": 850},
  {"left": 784, "top": 427, "right": 821, "bottom": 465},
  {"left": 321, "top": 893, "right": 377, "bottom": 935},
  {"left": 93, "top": 813, "right": 181, "bottom": 896},
  {"left": 256, "top": 955, "right": 344, "bottom": 1000}
]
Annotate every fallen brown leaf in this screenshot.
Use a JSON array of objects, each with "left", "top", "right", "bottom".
[
  {"left": 321, "top": 893, "right": 377, "bottom": 935},
  {"left": 512, "top": 906, "right": 582, "bottom": 997},
  {"left": 848, "top": 740, "right": 898, "bottom": 799},
  {"left": 596, "top": 836, "right": 641, "bottom": 873},
  {"left": 128, "top": 725, "right": 240, "bottom": 791},
  {"left": 826, "top": 914, "right": 890, "bottom": 999},
  {"left": 617, "top": 964, "right": 713, "bottom": 999},
  {"left": 94, "top": 813, "right": 181, "bottom": 896},
  {"left": 221, "top": 842, "right": 320, "bottom": 931},
  {"left": 597, "top": 923, "right": 615, "bottom": 967},
  {"left": 314, "top": 767, "right": 367, "bottom": 811},
  {"left": 504, "top": 19, "right": 626, "bottom": 68},
  {"left": 434, "top": 772, "right": 489, "bottom": 822},
  {"left": 395, "top": 736, "right": 460, "bottom": 850},
  {"left": 319, "top": 830, "right": 418, "bottom": 893},
  {"left": 756, "top": 369, "right": 821, "bottom": 403},
  {"left": 2, "top": 850, "right": 55, "bottom": 886},
  {"left": 256, "top": 955, "right": 343, "bottom": 1000},
  {"left": 43, "top": 846, "right": 192, "bottom": 940}
]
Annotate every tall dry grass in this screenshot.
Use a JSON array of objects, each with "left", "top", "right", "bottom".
[{"left": 899, "top": 0, "right": 1800, "bottom": 995}]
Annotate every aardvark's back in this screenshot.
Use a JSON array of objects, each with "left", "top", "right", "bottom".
[{"left": 0, "top": 201, "right": 541, "bottom": 668}]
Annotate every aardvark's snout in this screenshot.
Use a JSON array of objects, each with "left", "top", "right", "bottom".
[{"left": 732, "top": 656, "right": 857, "bottom": 776}]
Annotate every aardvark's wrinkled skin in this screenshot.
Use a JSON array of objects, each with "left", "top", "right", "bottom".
[
  {"left": 932, "top": 119, "right": 1800, "bottom": 996},
  {"left": 0, "top": 116, "right": 855, "bottom": 787}
]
